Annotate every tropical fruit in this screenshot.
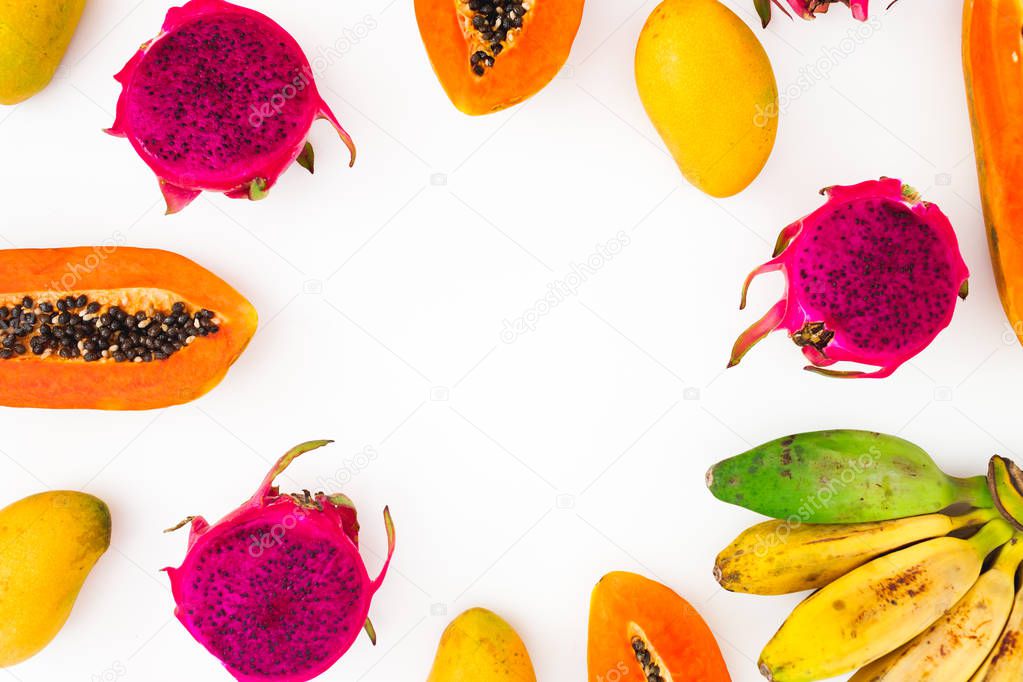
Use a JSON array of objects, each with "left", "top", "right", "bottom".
[
  {"left": 729, "top": 178, "right": 969, "bottom": 378},
  {"left": 107, "top": 0, "right": 355, "bottom": 213},
  {"left": 709, "top": 430, "right": 1023, "bottom": 681},
  {"left": 426, "top": 608, "right": 537, "bottom": 681},
  {"left": 635, "top": 0, "right": 778, "bottom": 197},
  {"left": 754, "top": 0, "right": 870, "bottom": 26},
  {"left": 0, "top": 0, "right": 86, "bottom": 104},
  {"left": 715, "top": 507, "right": 998, "bottom": 595},
  {"left": 850, "top": 534, "right": 1023, "bottom": 681},
  {"left": 414, "top": 0, "right": 583, "bottom": 115},
  {"left": 0, "top": 247, "right": 256, "bottom": 409},
  {"left": 707, "top": 430, "right": 992, "bottom": 523},
  {"left": 972, "top": 567, "right": 1023, "bottom": 680},
  {"left": 588, "top": 571, "right": 731, "bottom": 681},
  {"left": 165, "top": 440, "right": 394, "bottom": 682},
  {"left": 988, "top": 455, "right": 1023, "bottom": 530},
  {"left": 964, "top": 0, "right": 1023, "bottom": 349},
  {"left": 759, "top": 520, "right": 1014, "bottom": 681},
  {"left": 0, "top": 491, "right": 111, "bottom": 666}
]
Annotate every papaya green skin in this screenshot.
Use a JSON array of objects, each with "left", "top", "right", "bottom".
[{"left": 708, "top": 430, "right": 992, "bottom": 523}]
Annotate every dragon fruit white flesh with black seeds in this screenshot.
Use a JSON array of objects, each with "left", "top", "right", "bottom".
[
  {"left": 107, "top": 0, "right": 355, "bottom": 214},
  {"left": 728, "top": 178, "right": 969, "bottom": 379},
  {"left": 165, "top": 440, "right": 394, "bottom": 682}
]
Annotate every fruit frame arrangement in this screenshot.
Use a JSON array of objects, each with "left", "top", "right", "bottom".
[{"left": 1, "top": 0, "right": 1022, "bottom": 680}]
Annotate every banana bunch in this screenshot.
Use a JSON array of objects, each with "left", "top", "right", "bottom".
[{"left": 709, "top": 430, "right": 1023, "bottom": 681}]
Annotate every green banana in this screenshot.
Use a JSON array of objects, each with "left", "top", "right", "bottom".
[{"left": 707, "top": 430, "right": 992, "bottom": 523}]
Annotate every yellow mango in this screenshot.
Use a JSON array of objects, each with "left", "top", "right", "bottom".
[
  {"left": 426, "top": 608, "right": 537, "bottom": 681},
  {"left": 0, "top": 491, "right": 111, "bottom": 666},
  {"left": 0, "top": 0, "right": 87, "bottom": 104},
  {"left": 635, "top": 0, "right": 778, "bottom": 197}
]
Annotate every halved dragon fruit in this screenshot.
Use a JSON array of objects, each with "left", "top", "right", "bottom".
[
  {"left": 165, "top": 440, "right": 394, "bottom": 682},
  {"left": 755, "top": 0, "right": 871, "bottom": 27},
  {"left": 107, "top": 0, "right": 355, "bottom": 214},
  {"left": 728, "top": 178, "right": 968, "bottom": 379}
]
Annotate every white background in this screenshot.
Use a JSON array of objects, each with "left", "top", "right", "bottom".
[{"left": 0, "top": 0, "right": 1012, "bottom": 680}]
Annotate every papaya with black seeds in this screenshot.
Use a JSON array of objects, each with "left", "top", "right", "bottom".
[
  {"left": 415, "top": 0, "right": 584, "bottom": 115},
  {"left": 0, "top": 247, "right": 257, "bottom": 410},
  {"left": 588, "top": 572, "right": 731, "bottom": 682}
]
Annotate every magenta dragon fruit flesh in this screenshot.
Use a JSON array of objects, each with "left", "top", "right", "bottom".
[
  {"left": 728, "top": 178, "right": 969, "bottom": 379},
  {"left": 165, "top": 440, "right": 394, "bottom": 682},
  {"left": 754, "top": 0, "right": 871, "bottom": 27},
  {"left": 107, "top": 0, "right": 355, "bottom": 214}
]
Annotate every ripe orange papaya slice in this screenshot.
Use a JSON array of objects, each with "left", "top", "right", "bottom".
[
  {"left": 0, "top": 247, "right": 257, "bottom": 410},
  {"left": 588, "top": 572, "right": 731, "bottom": 682},
  {"left": 963, "top": 0, "right": 1023, "bottom": 344},
  {"left": 415, "top": 0, "right": 584, "bottom": 115}
]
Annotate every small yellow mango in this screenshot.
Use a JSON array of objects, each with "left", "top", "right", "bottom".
[
  {"left": 0, "top": 0, "right": 87, "bottom": 104},
  {"left": 0, "top": 491, "right": 111, "bottom": 666},
  {"left": 426, "top": 607, "right": 537, "bottom": 681},
  {"left": 635, "top": 0, "right": 778, "bottom": 197}
]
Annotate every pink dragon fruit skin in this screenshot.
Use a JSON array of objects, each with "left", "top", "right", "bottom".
[
  {"left": 165, "top": 440, "right": 394, "bottom": 682},
  {"left": 106, "top": 0, "right": 355, "bottom": 214},
  {"left": 728, "top": 178, "right": 969, "bottom": 379},
  {"left": 756, "top": 0, "right": 870, "bottom": 27}
]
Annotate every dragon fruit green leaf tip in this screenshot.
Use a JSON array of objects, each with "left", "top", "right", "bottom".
[
  {"left": 164, "top": 440, "right": 394, "bottom": 682},
  {"left": 755, "top": 0, "right": 871, "bottom": 27},
  {"left": 728, "top": 178, "right": 969, "bottom": 379},
  {"left": 106, "top": 0, "right": 355, "bottom": 215}
]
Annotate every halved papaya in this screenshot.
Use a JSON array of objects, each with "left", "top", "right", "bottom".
[
  {"left": 588, "top": 572, "right": 731, "bottom": 682},
  {"left": 415, "top": 0, "right": 584, "bottom": 115},
  {"left": 0, "top": 247, "right": 257, "bottom": 410}
]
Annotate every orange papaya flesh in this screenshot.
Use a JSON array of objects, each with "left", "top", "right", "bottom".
[
  {"left": 0, "top": 247, "right": 257, "bottom": 410},
  {"left": 963, "top": 0, "right": 1023, "bottom": 342},
  {"left": 588, "top": 572, "right": 731, "bottom": 682},
  {"left": 415, "top": 0, "right": 583, "bottom": 115}
]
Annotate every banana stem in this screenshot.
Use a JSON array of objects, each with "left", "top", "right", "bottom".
[
  {"left": 970, "top": 519, "right": 1015, "bottom": 556},
  {"left": 954, "top": 475, "right": 996, "bottom": 509},
  {"left": 951, "top": 507, "right": 1001, "bottom": 530},
  {"left": 992, "top": 534, "right": 1023, "bottom": 573}
]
